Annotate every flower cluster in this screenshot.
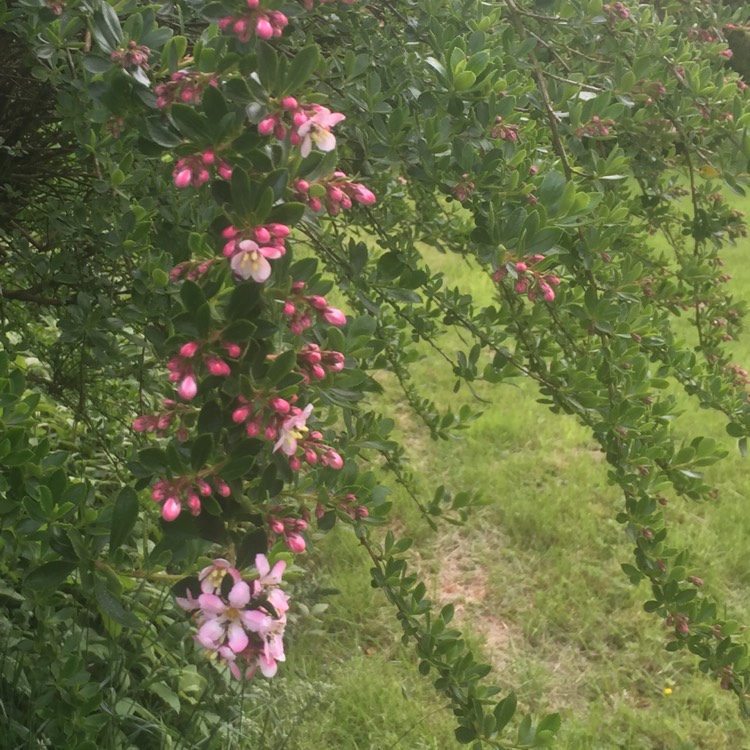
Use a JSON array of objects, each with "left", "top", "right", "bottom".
[
  {"left": 218, "top": 2, "right": 288, "bottom": 42},
  {"left": 168, "top": 340, "right": 240, "bottom": 400},
  {"left": 602, "top": 2, "right": 630, "bottom": 20},
  {"left": 152, "top": 474, "right": 231, "bottom": 521},
  {"left": 111, "top": 41, "right": 150, "bottom": 69},
  {"left": 491, "top": 117, "right": 519, "bottom": 141},
  {"left": 297, "top": 343, "right": 345, "bottom": 382},
  {"left": 177, "top": 556, "right": 289, "bottom": 680},
  {"left": 315, "top": 492, "right": 369, "bottom": 521},
  {"left": 268, "top": 512, "right": 308, "bottom": 552},
  {"left": 575, "top": 116, "right": 615, "bottom": 138},
  {"left": 233, "top": 398, "right": 343, "bottom": 470},
  {"left": 258, "top": 99, "right": 346, "bottom": 157},
  {"left": 133, "top": 398, "right": 182, "bottom": 437},
  {"left": 492, "top": 255, "right": 561, "bottom": 303},
  {"left": 451, "top": 173, "right": 475, "bottom": 202},
  {"left": 169, "top": 258, "right": 220, "bottom": 283},
  {"left": 222, "top": 222, "right": 290, "bottom": 283},
  {"left": 293, "top": 171, "right": 376, "bottom": 215},
  {"left": 156, "top": 71, "right": 218, "bottom": 109},
  {"left": 282, "top": 282, "right": 347, "bottom": 333},
  {"left": 173, "top": 150, "right": 233, "bottom": 189}
]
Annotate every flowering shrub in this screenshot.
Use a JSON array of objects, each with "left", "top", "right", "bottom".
[{"left": 2, "top": 0, "right": 750, "bottom": 747}]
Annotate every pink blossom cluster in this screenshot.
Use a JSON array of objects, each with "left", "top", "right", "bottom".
[
  {"left": 258, "top": 98, "right": 345, "bottom": 157},
  {"left": 575, "top": 116, "right": 614, "bottom": 138},
  {"left": 111, "top": 41, "right": 150, "bottom": 69},
  {"left": 492, "top": 255, "right": 561, "bottom": 303},
  {"left": 315, "top": 492, "right": 368, "bottom": 521},
  {"left": 602, "top": 2, "right": 630, "bottom": 20},
  {"left": 233, "top": 398, "right": 343, "bottom": 470},
  {"left": 268, "top": 512, "right": 308, "bottom": 552},
  {"left": 451, "top": 173, "right": 475, "bottom": 202},
  {"left": 169, "top": 258, "right": 221, "bottom": 283},
  {"left": 293, "top": 171, "right": 375, "bottom": 215},
  {"left": 297, "top": 342, "right": 345, "bottom": 382},
  {"left": 218, "top": 3, "right": 288, "bottom": 42},
  {"left": 688, "top": 28, "right": 719, "bottom": 43},
  {"left": 222, "top": 222, "right": 290, "bottom": 283},
  {"left": 133, "top": 398, "right": 182, "bottom": 436},
  {"left": 168, "top": 340, "right": 241, "bottom": 400},
  {"left": 152, "top": 474, "right": 231, "bottom": 521},
  {"left": 491, "top": 117, "right": 519, "bottom": 141},
  {"left": 156, "top": 71, "right": 218, "bottom": 109},
  {"left": 177, "top": 555, "right": 289, "bottom": 679},
  {"left": 282, "top": 282, "right": 347, "bottom": 333},
  {"left": 173, "top": 150, "right": 233, "bottom": 189}
]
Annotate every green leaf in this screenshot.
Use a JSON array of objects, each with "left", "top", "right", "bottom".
[
  {"left": 110, "top": 487, "right": 139, "bottom": 552},
  {"left": 148, "top": 682, "right": 181, "bottom": 713},
  {"left": 455, "top": 726, "right": 477, "bottom": 744},
  {"left": 493, "top": 692, "right": 517, "bottom": 731},
  {"left": 231, "top": 169, "right": 257, "bottom": 218},
  {"left": 180, "top": 280, "right": 207, "bottom": 313},
  {"left": 191, "top": 433, "right": 214, "bottom": 470},
  {"left": 270, "top": 202, "right": 306, "bottom": 226},
  {"left": 145, "top": 118, "right": 182, "bottom": 148},
  {"left": 94, "top": 578, "right": 143, "bottom": 629},
  {"left": 267, "top": 349, "right": 297, "bottom": 383},
  {"left": 170, "top": 104, "right": 213, "bottom": 144},
  {"left": 25, "top": 560, "right": 77, "bottom": 591},
  {"left": 281, "top": 45, "right": 321, "bottom": 95}
]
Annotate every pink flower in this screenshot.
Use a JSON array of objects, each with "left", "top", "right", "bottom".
[
  {"left": 273, "top": 404, "right": 313, "bottom": 456},
  {"left": 230, "top": 239, "right": 284, "bottom": 283},
  {"left": 296, "top": 106, "right": 346, "bottom": 157}
]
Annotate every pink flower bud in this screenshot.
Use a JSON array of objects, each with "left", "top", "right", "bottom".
[
  {"left": 162, "top": 497, "right": 182, "bottom": 521},
  {"left": 246, "top": 0, "right": 259, "bottom": 7},
  {"left": 217, "top": 161, "right": 233, "bottom": 180},
  {"left": 304, "top": 448, "right": 318, "bottom": 465},
  {"left": 264, "top": 425, "right": 277, "bottom": 440},
  {"left": 285, "top": 532, "right": 306, "bottom": 553},
  {"left": 351, "top": 183, "right": 376, "bottom": 205},
  {"left": 187, "top": 493, "right": 202, "bottom": 515},
  {"left": 289, "top": 456, "right": 301, "bottom": 471},
  {"left": 270, "top": 398, "right": 291, "bottom": 414},
  {"left": 283, "top": 301, "right": 296, "bottom": 317},
  {"left": 280, "top": 97, "right": 298, "bottom": 110},
  {"left": 307, "top": 295, "right": 328, "bottom": 310},
  {"left": 215, "top": 478, "right": 231, "bottom": 497},
  {"left": 323, "top": 307, "right": 347, "bottom": 326},
  {"left": 295, "top": 180, "right": 310, "bottom": 193},
  {"left": 253, "top": 226, "right": 271, "bottom": 244},
  {"left": 202, "top": 149, "right": 215, "bottom": 165},
  {"left": 267, "top": 223, "right": 290, "bottom": 238},
  {"left": 205, "top": 356, "right": 231, "bottom": 377},
  {"left": 258, "top": 117, "right": 277, "bottom": 136},
  {"left": 323, "top": 450, "right": 343, "bottom": 470},
  {"left": 246, "top": 420, "right": 261, "bottom": 437},
  {"left": 197, "top": 479, "right": 212, "bottom": 496},
  {"left": 256, "top": 17, "right": 273, "bottom": 39},
  {"left": 233, "top": 405, "right": 251, "bottom": 423},
  {"left": 270, "top": 519, "right": 285, "bottom": 533},
  {"left": 133, "top": 416, "right": 151, "bottom": 432},
  {"left": 178, "top": 374, "right": 198, "bottom": 400},
  {"left": 311, "top": 364, "right": 326, "bottom": 379},
  {"left": 295, "top": 519, "right": 308, "bottom": 531},
  {"left": 174, "top": 168, "right": 192, "bottom": 189},
  {"left": 180, "top": 341, "right": 200, "bottom": 358},
  {"left": 515, "top": 262, "right": 528, "bottom": 272},
  {"left": 309, "top": 197, "right": 322, "bottom": 212}
]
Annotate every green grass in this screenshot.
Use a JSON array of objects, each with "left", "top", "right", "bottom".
[{"left": 243, "top": 197, "right": 750, "bottom": 749}]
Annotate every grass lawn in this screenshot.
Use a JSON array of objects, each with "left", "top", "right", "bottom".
[{"left": 241, "top": 191, "right": 750, "bottom": 749}]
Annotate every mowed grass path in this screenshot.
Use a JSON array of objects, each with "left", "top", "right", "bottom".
[{"left": 253, "top": 199, "right": 750, "bottom": 749}]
